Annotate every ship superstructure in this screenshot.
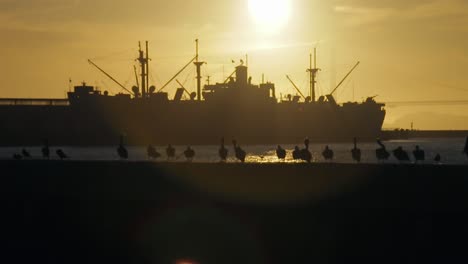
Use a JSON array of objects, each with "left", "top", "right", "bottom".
[{"left": 0, "top": 40, "right": 385, "bottom": 146}]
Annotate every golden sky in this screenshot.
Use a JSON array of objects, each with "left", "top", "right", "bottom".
[{"left": 0, "top": 0, "right": 468, "bottom": 129}]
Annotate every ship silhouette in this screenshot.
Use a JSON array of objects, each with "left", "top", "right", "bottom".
[{"left": 0, "top": 40, "right": 385, "bottom": 146}]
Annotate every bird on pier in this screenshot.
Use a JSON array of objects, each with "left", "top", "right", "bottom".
[
  {"left": 22, "top": 149, "right": 31, "bottom": 159},
  {"left": 413, "top": 145, "right": 425, "bottom": 163},
  {"left": 393, "top": 146, "right": 410, "bottom": 162},
  {"left": 232, "top": 140, "right": 246, "bottom": 163},
  {"left": 351, "top": 137, "right": 361, "bottom": 163},
  {"left": 147, "top": 145, "right": 161, "bottom": 160},
  {"left": 219, "top": 138, "right": 228, "bottom": 162},
  {"left": 166, "top": 144, "right": 176, "bottom": 160},
  {"left": 56, "top": 149, "right": 68, "bottom": 160},
  {"left": 463, "top": 137, "right": 468, "bottom": 158},
  {"left": 292, "top": 146, "right": 301, "bottom": 160},
  {"left": 300, "top": 138, "right": 312, "bottom": 163},
  {"left": 276, "top": 145, "right": 286, "bottom": 160},
  {"left": 322, "top": 145, "right": 334, "bottom": 161},
  {"left": 42, "top": 139, "right": 50, "bottom": 159},
  {"left": 434, "top": 153, "right": 442, "bottom": 164},
  {"left": 117, "top": 135, "right": 128, "bottom": 160},
  {"left": 184, "top": 146, "right": 195, "bottom": 162},
  {"left": 376, "top": 139, "right": 390, "bottom": 162}
]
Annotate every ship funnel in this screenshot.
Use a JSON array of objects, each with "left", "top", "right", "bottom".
[{"left": 235, "top": 66, "right": 248, "bottom": 87}]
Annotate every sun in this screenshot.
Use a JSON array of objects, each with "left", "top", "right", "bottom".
[{"left": 248, "top": 0, "right": 291, "bottom": 34}]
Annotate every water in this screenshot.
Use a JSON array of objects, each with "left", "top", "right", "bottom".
[{"left": 1, "top": 138, "right": 467, "bottom": 164}]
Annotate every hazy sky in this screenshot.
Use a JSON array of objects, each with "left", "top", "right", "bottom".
[{"left": 1, "top": 0, "right": 468, "bottom": 129}]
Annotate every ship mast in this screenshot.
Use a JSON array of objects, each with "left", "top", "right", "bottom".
[
  {"left": 307, "top": 48, "right": 320, "bottom": 103},
  {"left": 194, "top": 39, "right": 205, "bottom": 101},
  {"left": 137, "top": 41, "right": 150, "bottom": 98}
]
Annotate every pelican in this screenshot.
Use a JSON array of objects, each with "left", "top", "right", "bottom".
[
  {"left": 276, "top": 145, "right": 286, "bottom": 160},
  {"left": 376, "top": 139, "right": 390, "bottom": 162},
  {"left": 464, "top": 137, "right": 468, "bottom": 158},
  {"left": 232, "top": 140, "right": 246, "bottom": 162},
  {"left": 22, "top": 149, "right": 31, "bottom": 159},
  {"left": 117, "top": 135, "right": 128, "bottom": 160},
  {"left": 292, "top": 146, "right": 301, "bottom": 160},
  {"left": 393, "top": 146, "right": 410, "bottom": 162},
  {"left": 184, "top": 146, "right": 195, "bottom": 162},
  {"left": 56, "top": 149, "right": 68, "bottom": 160},
  {"left": 147, "top": 145, "right": 161, "bottom": 159},
  {"left": 351, "top": 138, "right": 361, "bottom": 163},
  {"left": 322, "top": 145, "right": 334, "bottom": 161},
  {"left": 413, "top": 145, "right": 425, "bottom": 163},
  {"left": 166, "top": 144, "right": 176, "bottom": 160},
  {"left": 42, "top": 139, "right": 50, "bottom": 159},
  {"left": 219, "top": 138, "right": 228, "bottom": 161},
  {"left": 300, "top": 138, "right": 312, "bottom": 163}
]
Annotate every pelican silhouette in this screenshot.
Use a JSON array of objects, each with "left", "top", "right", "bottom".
[
  {"left": 276, "top": 145, "right": 286, "bottom": 160},
  {"left": 413, "top": 145, "right": 425, "bottom": 163},
  {"left": 300, "top": 138, "right": 312, "bottom": 163},
  {"left": 117, "top": 135, "right": 128, "bottom": 160},
  {"left": 292, "top": 146, "right": 301, "bottom": 160},
  {"left": 147, "top": 145, "right": 161, "bottom": 159},
  {"left": 434, "top": 153, "right": 442, "bottom": 164},
  {"left": 184, "top": 146, "right": 195, "bottom": 162},
  {"left": 22, "top": 149, "right": 31, "bottom": 159},
  {"left": 393, "top": 146, "right": 410, "bottom": 162},
  {"left": 219, "top": 138, "right": 228, "bottom": 161},
  {"left": 42, "top": 139, "right": 50, "bottom": 159},
  {"left": 166, "top": 144, "right": 176, "bottom": 160},
  {"left": 351, "top": 138, "right": 361, "bottom": 163},
  {"left": 232, "top": 140, "right": 246, "bottom": 162},
  {"left": 322, "top": 145, "right": 334, "bottom": 161},
  {"left": 376, "top": 139, "right": 390, "bottom": 162},
  {"left": 56, "top": 149, "right": 68, "bottom": 160}
]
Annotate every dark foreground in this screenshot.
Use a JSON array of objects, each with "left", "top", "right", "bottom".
[{"left": 1, "top": 161, "right": 468, "bottom": 264}]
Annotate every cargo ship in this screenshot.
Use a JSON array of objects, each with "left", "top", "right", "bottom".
[{"left": 0, "top": 40, "right": 385, "bottom": 146}]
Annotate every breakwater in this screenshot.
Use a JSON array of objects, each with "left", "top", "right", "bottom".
[{"left": 1, "top": 161, "right": 468, "bottom": 263}]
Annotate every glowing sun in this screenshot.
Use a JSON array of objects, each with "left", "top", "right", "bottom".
[{"left": 248, "top": 0, "right": 291, "bottom": 34}]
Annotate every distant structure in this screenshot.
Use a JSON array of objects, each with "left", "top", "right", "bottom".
[
  {"left": 117, "top": 135, "right": 128, "bottom": 160},
  {"left": 42, "top": 139, "right": 50, "bottom": 159},
  {"left": 22, "top": 149, "right": 31, "bottom": 159},
  {"left": 232, "top": 140, "right": 246, "bottom": 163},
  {"left": 276, "top": 145, "right": 286, "bottom": 160},
  {"left": 219, "top": 138, "right": 228, "bottom": 162},
  {"left": 166, "top": 144, "right": 176, "bottom": 160},
  {"left": 393, "top": 146, "right": 410, "bottom": 162},
  {"left": 351, "top": 138, "right": 361, "bottom": 163},
  {"left": 184, "top": 146, "right": 195, "bottom": 162},
  {"left": 413, "top": 145, "right": 425, "bottom": 163},
  {"left": 147, "top": 145, "right": 161, "bottom": 159},
  {"left": 376, "top": 139, "right": 390, "bottom": 162},
  {"left": 300, "top": 138, "right": 312, "bottom": 163},
  {"left": 12, "top": 153, "right": 22, "bottom": 160},
  {"left": 56, "top": 149, "right": 68, "bottom": 160},
  {"left": 322, "top": 145, "right": 334, "bottom": 161}
]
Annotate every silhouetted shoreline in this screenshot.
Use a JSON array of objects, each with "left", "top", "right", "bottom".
[
  {"left": 1, "top": 160, "right": 468, "bottom": 263},
  {"left": 381, "top": 129, "right": 468, "bottom": 140}
]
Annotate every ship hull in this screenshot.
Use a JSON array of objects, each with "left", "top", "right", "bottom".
[{"left": 0, "top": 102, "right": 385, "bottom": 146}]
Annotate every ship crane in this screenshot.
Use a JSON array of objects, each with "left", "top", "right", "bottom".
[
  {"left": 176, "top": 79, "right": 194, "bottom": 98},
  {"left": 157, "top": 39, "right": 205, "bottom": 102},
  {"left": 87, "top": 59, "right": 136, "bottom": 96},
  {"left": 286, "top": 75, "right": 307, "bottom": 102},
  {"left": 327, "top": 61, "right": 360, "bottom": 104}
]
